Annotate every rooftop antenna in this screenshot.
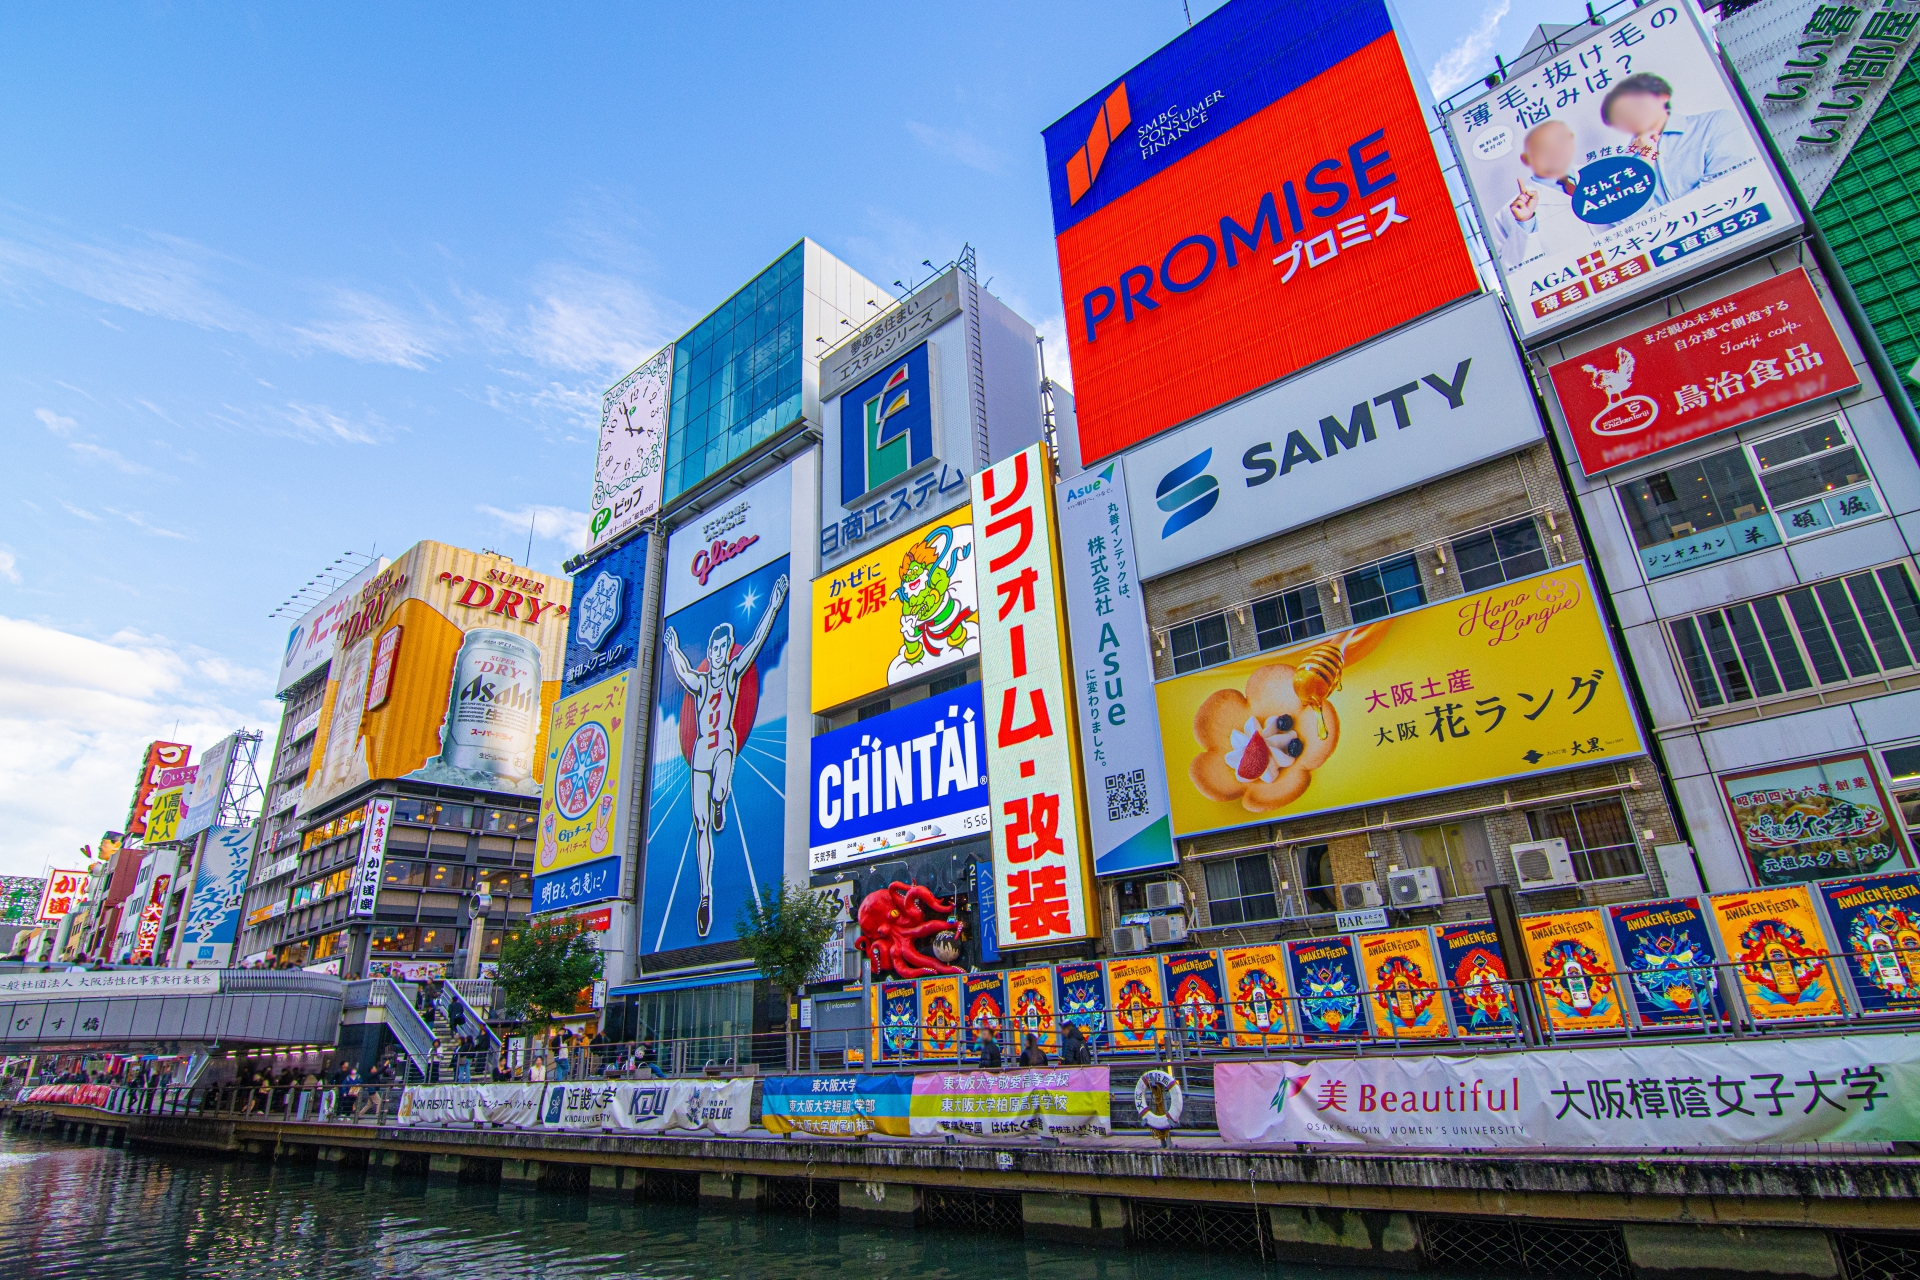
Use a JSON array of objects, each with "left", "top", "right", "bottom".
[
  {"left": 1183, "top": 0, "right": 1193, "bottom": 25},
  {"left": 525, "top": 510, "right": 536, "bottom": 564}
]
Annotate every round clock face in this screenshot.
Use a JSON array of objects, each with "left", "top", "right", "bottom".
[{"left": 598, "top": 365, "right": 668, "bottom": 485}]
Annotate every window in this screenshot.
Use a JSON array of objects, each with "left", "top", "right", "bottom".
[
  {"left": 416, "top": 928, "right": 455, "bottom": 954},
  {"left": 1528, "top": 798, "right": 1643, "bottom": 881},
  {"left": 1345, "top": 554, "right": 1425, "bottom": 624},
  {"left": 1398, "top": 821, "right": 1497, "bottom": 899},
  {"left": 856, "top": 699, "right": 891, "bottom": 721},
  {"left": 482, "top": 808, "right": 532, "bottom": 835},
  {"left": 1753, "top": 418, "right": 1881, "bottom": 535},
  {"left": 1883, "top": 745, "right": 1920, "bottom": 851},
  {"left": 664, "top": 243, "right": 805, "bottom": 500},
  {"left": 428, "top": 863, "right": 473, "bottom": 891},
  {"left": 392, "top": 797, "right": 435, "bottom": 825},
  {"left": 1616, "top": 445, "right": 1777, "bottom": 577},
  {"left": 1253, "top": 587, "right": 1325, "bottom": 651},
  {"left": 381, "top": 861, "right": 428, "bottom": 888},
  {"left": 928, "top": 667, "right": 973, "bottom": 696},
  {"left": 1453, "top": 518, "right": 1549, "bottom": 591},
  {"left": 312, "top": 930, "right": 344, "bottom": 960},
  {"left": 1296, "top": 843, "right": 1335, "bottom": 915},
  {"left": 1203, "top": 854, "right": 1279, "bottom": 925},
  {"left": 1169, "top": 614, "right": 1231, "bottom": 673},
  {"left": 1669, "top": 563, "right": 1920, "bottom": 710},
  {"left": 370, "top": 926, "right": 419, "bottom": 952}
]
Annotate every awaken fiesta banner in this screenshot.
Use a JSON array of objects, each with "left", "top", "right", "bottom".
[{"left": 1216, "top": 1033, "right": 1920, "bottom": 1149}]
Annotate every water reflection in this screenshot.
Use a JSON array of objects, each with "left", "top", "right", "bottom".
[{"left": 0, "top": 1129, "right": 1410, "bottom": 1279}]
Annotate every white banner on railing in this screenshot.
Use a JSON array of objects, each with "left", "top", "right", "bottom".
[
  {"left": 1216, "top": 1033, "right": 1920, "bottom": 1150},
  {"left": 397, "top": 1079, "right": 751, "bottom": 1135},
  {"left": 395, "top": 1083, "right": 545, "bottom": 1127},
  {"left": 539, "top": 1078, "right": 752, "bottom": 1135}
]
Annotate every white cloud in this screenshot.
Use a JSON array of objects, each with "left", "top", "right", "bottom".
[
  {"left": 295, "top": 287, "right": 443, "bottom": 369},
  {"left": 0, "top": 616, "right": 271, "bottom": 876},
  {"left": 0, "top": 221, "right": 261, "bottom": 338},
  {"left": 59, "top": 501, "right": 101, "bottom": 523},
  {"left": 905, "top": 122, "right": 1005, "bottom": 174},
  {"left": 479, "top": 503, "right": 591, "bottom": 554},
  {"left": 0, "top": 548, "right": 18, "bottom": 585},
  {"left": 34, "top": 408, "right": 76, "bottom": 436},
  {"left": 517, "top": 266, "right": 677, "bottom": 374},
  {"left": 1430, "top": 0, "right": 1512, "bottom": 97},
  {"left": 68, "top": 441, "right": 155, "bottom": 475},
  {"left": 104, "top": 509, "right": 188, "bottom": 540}
]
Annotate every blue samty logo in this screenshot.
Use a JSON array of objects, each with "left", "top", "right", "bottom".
[{"left": 1155, "top": 449, "right": 1217, "bottom": 538}]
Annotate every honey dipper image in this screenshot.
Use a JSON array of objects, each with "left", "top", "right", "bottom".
[{"left": 1190, "top": 621, "right": 1388, "bottom": 813}]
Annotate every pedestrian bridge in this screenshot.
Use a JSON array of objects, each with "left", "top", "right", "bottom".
[{"left": 0, "top": 969, "right": 344, "bottom": 1050}]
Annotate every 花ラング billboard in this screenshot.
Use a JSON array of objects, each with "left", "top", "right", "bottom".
[
  {"left": 1153, "top": 564, "right": 1644, "bottom": 837},
  {"left": 1445, "top": 3, "right": 1796, "bottom": 342},
  {"left": 810, "top": 509, "right": 978, "bottom": 713},
  {"left": 642, "top": 458, "right": 812, "bottom": 955},
  {"left": 590, "top": 347, "right": 671, "bottom": 554},
  {"left": 1044, "top": 0, "right": 1477, "bottom": 464},
  {"left": 275, "top": 560, "right": 390, "bottom": 695},
  {"left": 304, "top": 542, "right": 573, "bottom": 810},
  {"left": 1121, "top": 294, "right": 1541, "bottom": 581}
]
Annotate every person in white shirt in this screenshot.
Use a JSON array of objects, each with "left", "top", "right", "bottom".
[{"left": 1490, "top": 120, "right": 1597, "bottom": 271}]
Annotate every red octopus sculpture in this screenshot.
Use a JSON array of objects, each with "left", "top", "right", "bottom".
[{"left": 857, "top": 881, "right": 964, "bottom": 978}]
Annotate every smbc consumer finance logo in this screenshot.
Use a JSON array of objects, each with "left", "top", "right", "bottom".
[{"left": 1155, "top": 449, "right": 1217, "bottom": 538}]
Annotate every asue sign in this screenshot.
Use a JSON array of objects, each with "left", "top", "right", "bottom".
[
  {"left": 1044, "top": 0, "right": 1477, "bottom": 466},
  {"left": 1123, "top": 294, "right": 1541, "bottom": 580}
]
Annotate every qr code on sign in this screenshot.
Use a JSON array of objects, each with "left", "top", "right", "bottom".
[{"left": 1105, "top": 769, "right": 1149, "bottom": 822}]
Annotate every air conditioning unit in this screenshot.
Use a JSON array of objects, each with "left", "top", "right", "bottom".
[
  {"left": 1145, "top": 880, "right": 1187, "bottom": 911},
  {"left": 1147, "top": 914, "right": 1189, "bottom": 946},
  {"left": 1387, "top": 866, "right": 1444, "bottom": 907},
  {"left": 1513, "top": 839, "right": 1577, "bottom": 889},
  {"left": 1338, "top": 880, "right": 1383, "bottom": 909},
  {"left": 1111, "top": 925, "right": 1150, "bottom": 954}
]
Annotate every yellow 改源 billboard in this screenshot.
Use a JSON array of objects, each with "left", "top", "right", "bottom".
[
  {"left": 810, "top": 509, "right": 978, "bottom": 713},
  {"left": 1155, "top": 564, "right": 1642, "bottom": 836}
]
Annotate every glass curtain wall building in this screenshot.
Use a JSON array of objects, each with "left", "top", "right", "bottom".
[{"left": 661, "top": 239, "right": 892, "bottom": 502}]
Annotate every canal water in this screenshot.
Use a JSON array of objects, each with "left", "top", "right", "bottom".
[{"left": 0, "top": 1129, "right": 1421, "bottom": 1280}]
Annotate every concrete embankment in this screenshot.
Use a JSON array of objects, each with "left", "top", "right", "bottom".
[{"left": 11, "top": 1101, "right": 1920, "bottom": 1278}]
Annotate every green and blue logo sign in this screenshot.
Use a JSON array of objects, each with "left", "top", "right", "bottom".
[
  {"left": 840, "top": 341, "right": 935, "bottom": 506},
  {"left": 1154, "top": 448, "right": 1218, "bottom": 538}
]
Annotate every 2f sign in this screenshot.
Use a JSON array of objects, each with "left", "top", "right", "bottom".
[{"left": 971, "top": 445, "right": 1096, "bottom": 947}]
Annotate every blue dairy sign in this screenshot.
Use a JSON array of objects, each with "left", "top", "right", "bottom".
[
  {"left": 562, "top": 534, "right": 648, "bottom": 697},
  {"left": 810, "top": 683, "right": 991, "bottom": 870},
  {"left": 535, "top": 853, "right": 620, "bottom": 914}
]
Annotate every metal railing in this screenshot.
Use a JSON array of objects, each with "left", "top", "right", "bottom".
[{"left": 371, "top": 978, "right": 436, "bottom": 1077}]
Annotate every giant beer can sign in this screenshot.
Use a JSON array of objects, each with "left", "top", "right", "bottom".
[{"left": 435, "top": 629, "right": 543, "bottom": 784}]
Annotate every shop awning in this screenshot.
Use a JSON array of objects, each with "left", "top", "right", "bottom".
[{"left": 607, "top": 968, "right": 757, "bottom": 998}]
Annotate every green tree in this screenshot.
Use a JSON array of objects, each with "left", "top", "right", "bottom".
[
  {"left": 494, "top": 919, "right": 603, "bottom": 1037},
  {"left": 735, "top": 880, "right": 842, "bottom": 1067}
]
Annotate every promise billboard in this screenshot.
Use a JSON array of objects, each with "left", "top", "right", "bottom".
[{"left": 1043, "top": 0, "right": 1477, "bottom": 465}]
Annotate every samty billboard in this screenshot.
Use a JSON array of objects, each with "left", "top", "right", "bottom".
[
  {"left": 305, "top": 541, "right": 573, "bottom": 809},
  {"left": 1044, "top": 0, "right": 1477, "bottom": 465}
]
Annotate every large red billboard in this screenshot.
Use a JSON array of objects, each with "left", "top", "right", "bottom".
[
  {"left": 1044, "top": 0, "right": 1478, "bottom": 466},
  {"left": 1547, "top": 268, "right": 1859, "bottom": 476}
]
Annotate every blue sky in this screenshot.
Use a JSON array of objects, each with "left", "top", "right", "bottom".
[{"left": 0, "top": 0, "right": 1586, "bottom": 876}]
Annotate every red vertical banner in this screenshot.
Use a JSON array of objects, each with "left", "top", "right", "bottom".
[{"left": 971, "top": 445, "right": 1097, "bottom": 947}]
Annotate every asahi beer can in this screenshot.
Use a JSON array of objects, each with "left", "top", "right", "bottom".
[{"left": 438, "top": 628, "right": 542, "bottom": 784}]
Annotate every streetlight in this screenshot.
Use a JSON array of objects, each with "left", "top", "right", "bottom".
[{"left": 464, "top": 880, "right": 493, "bottom": 981}]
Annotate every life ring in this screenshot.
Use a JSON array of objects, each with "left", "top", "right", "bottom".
[{"left": 1134, "top": 1069, "right": 1183, "bottom": 1131}]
